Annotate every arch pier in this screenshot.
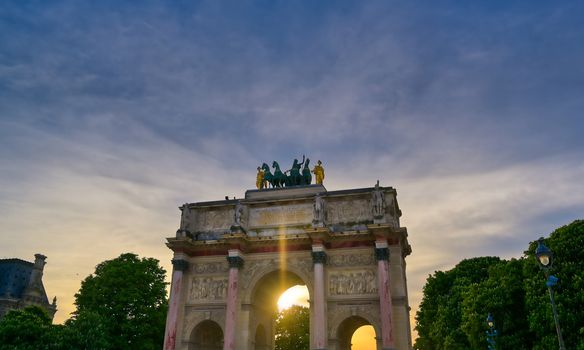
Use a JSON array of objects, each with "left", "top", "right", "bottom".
[{"left": 164, "top": 184, "right": 413, "bottom": 350}]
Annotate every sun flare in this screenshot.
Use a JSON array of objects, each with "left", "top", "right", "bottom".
[{"left": 277, "top": 285, "right": 309, "bottom": 311}]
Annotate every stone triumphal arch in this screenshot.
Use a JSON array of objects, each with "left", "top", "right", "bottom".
[{"left": 163, "top": 182, "right": 412, "bottom": 350}]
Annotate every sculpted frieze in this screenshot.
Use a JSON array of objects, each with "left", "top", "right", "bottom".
[
  {"left": 329, "top": 270, "right": 377, "bottom": 296},
  {"left": 192, "top": 261, "right": 228, "bottom": 274},
  {"left": 189, "top": 277, "right": 228, "bottom": 301},
  {"left": 328, "top": 252, "right": 375, "bottom": 267}
]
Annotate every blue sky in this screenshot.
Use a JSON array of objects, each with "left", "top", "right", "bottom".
[{"left": 1, "top": 0, "right": 583, "bottom": 329}]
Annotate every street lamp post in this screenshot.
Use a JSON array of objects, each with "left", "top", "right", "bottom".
[
  {"left": 535, "top": 238, "right": 566, "bottom": 350},
  {"left": 485, "top": 313, "right": 497, "bottom": 350}
]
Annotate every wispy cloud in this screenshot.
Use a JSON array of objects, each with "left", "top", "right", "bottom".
[{"left": 1, "top": 0, "right": 583, "bottom": 333}]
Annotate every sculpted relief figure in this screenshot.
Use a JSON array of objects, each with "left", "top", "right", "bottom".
[
  {"left": 371, "top": 180, "right": 386, "bottom": 219},
  {"left": 313, "top": 193, "right": 326, "bottom": 227}
]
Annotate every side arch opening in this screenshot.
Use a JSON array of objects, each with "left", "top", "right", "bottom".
[
  {"left": 189, "top": 320, "right": 223, "bottom": 350},
  {"left": 337, "top": 316, "right": 377, "bottom": 350}
]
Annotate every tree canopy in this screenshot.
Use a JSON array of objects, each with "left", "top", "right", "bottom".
[
  {"left": 275, "top": 305, "right": 310, "bottom": 350},
  {"left": 72, "top": 253, "right": 168, "bottom": 350},
  {"left": 414, "top": 220, "right": 584, "bottom": 350},
  {"left": 0, "top": 306, "right": 55, "bottom": 350},
  {"left": 0, "top": 253, "right": 168, "bottom": 350}
]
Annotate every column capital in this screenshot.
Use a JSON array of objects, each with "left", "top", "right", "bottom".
[
  {"left": 375, "top": 247, "right": 390, "bottom": 261},
  {"left": 227, "top": 256, "right": 244, "bottom": 269},
  {"left": 311, "top": 251, "right": 327, "bottom": 265},
  {"left": 171, "top": 258, "right": 189, "bottom": 271}
]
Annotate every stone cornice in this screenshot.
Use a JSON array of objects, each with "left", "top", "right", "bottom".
[{"left": 165, "top": 224, "right": 412, "bottom": 258}]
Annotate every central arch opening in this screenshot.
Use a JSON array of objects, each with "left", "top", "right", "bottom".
[{"left": 250, "top": 270, "right": 310, "bottom": 350}]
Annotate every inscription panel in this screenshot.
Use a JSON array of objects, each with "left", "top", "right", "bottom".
[
  {"left": 195, "top": 208, "right": 233, "bottom": 231},
  {"left": 249, "top": 204, "right": 312, "bottom": 227},
  {"left": 327, "top": 199, "right": 371, "bottom": 224}
]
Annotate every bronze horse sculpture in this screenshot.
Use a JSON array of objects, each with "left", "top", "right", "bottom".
[
  {"left": 259, "top": 157, "right": 315, "bottom": 189},
  {"left": 261, "top": 163, "right": 274, "bottom": 188},
  {"left": 271, "top": 161, "right": 287, "bottom": 188}
]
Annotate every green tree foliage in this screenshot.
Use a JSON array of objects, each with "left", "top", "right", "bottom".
[
  {"left": 414, "top": 257, "right": 500, "bottom": 350},
  {"left": 275, "top": 305, "right": 309, "bottom": 350},
  {"left": 0, "top": 306, "right": 53, "bottom": 350},
  {"left": 72, "top": 253, "right": 168, "bottom": 350},
  {"left": 415, "top": 220, "right": 584, "bottom": 350},
  {"left": 461, "top": 259, "right": 532, "bottom": 349},
  {"left": 0, "top": 253, "right": 167, "bottom": 350},
  {"left": 523, "top": 220, "right": 584, "bottom": 350},
  {"left": 58, "top": 311, "right": 111, "bottom": 349}
]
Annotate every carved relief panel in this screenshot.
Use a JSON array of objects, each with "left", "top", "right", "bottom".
[
  {"left": 328, "top": 269, "right": 377, "bottom": 296},
  {"left": 189, "top": 277, "right": 228, "bottom": 302},
  {"left": 327, "top": 250, "right": 377, "bottom": 297}
]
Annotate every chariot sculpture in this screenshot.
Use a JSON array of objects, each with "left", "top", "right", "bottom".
[{"left": 256, "top": 156, "right": 325, "bottom": 189}]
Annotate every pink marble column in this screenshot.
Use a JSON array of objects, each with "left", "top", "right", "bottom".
[
  {"left": 223, "top": 252, "right": 243, "bottom": 350},
  {"left": 376, "top": 243, "right": 395, "bottom": 350},
  {"left": 312, "top": 246, "right": 327, "bottom": 350},
  {"left": 164, "top": 258, "right": 189, "bottom": 350}
]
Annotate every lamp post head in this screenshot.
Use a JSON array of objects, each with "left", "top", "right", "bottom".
[
  {"left": 486, "top": 313, "right": 494, "bottom": 328},
  {"left": 535, "top": 237, "right": 553, "bottom": 269}
]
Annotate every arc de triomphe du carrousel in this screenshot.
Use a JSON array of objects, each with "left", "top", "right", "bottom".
[{"left": 163, "top": 158, "right": 413, "bottom": 350}]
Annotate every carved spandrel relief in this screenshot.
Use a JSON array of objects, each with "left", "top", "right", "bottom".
[
  {"left": 328, "top": 253, "right": 375, "bottom": 267},
  {"left": 196, "top": 208, "right": 233, "bottom": 231},
  {"left": 241, "top": 256, "right": 313, "bottom": 290},
  {"left": 189, "top": 277, "right": 228, "bottom": 301},
  {"left": 327, "top": 199, "right": 370, "bottom": 224},
  {"left": 329, "top": 270, "right": 377, "bottom": 296},
  {"left": 192, "top": 261, "right": 228, "bottom": 274},
  {"left": 248, "top": 204, "right": 313, "bottom": 227}
]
